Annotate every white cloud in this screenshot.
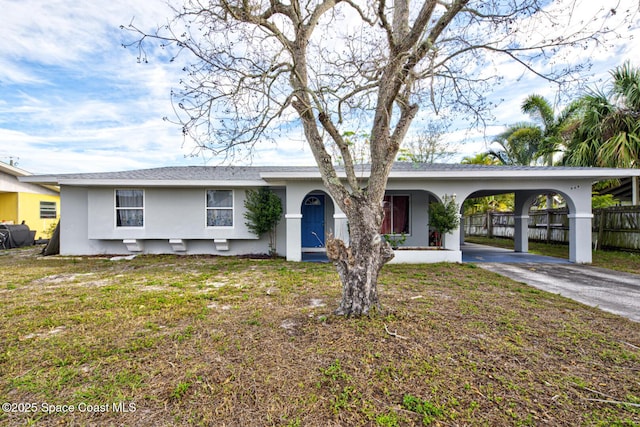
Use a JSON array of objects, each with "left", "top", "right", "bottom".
[
  {"left": 1, "top": 0, "right": 639, "bottom": 175},
  {"left": 0, "top": 0, "right": 190, "bottom": 172}
]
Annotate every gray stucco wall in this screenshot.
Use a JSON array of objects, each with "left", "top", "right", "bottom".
[
  {"left": 87, "top": 187, "right": 256, "bottom": 240},
  {"left": 60, "top": 186, "right": 101, "bottom": 255},
  {"left": 60, "top": 186, "right": 286, "bottom": 256},
  {"left": 58, "top": 173, "right": 598, "bottom": 263}
]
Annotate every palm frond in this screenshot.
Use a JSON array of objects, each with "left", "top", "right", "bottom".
[{"left": 522, "top": 94, "right": 555, "bottom": 130}]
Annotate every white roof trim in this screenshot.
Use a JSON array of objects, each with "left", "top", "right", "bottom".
[
  {"left": 0, "top": 161, "right": 32, "bottom": 177},
  {"left": 261, "top": 168, "right": 640, "bottom": 181},
  {"left": 388, "top": 169, "right": 640, "bottom": 179}
]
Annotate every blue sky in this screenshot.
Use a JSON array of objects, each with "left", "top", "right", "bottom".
[{"left": 1, "top": 0, "right": 638, "bottom": 174}]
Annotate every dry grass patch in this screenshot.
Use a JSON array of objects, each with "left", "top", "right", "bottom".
[{"left": 0, "top": 247, "right": 638, "bottom": 426}]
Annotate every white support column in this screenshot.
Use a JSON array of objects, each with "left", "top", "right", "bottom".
[
  {"left": 514, "top": 215, "right": 529, "bottom": 253},
  {"left": 285, "top": 214, "right": 302, "bottom": 262},
  {"left": 513, "top": 190, "right": 537, "bottom": 254},
  {"left": 568, "top": 213, "right": 593, "bottom": 264},
  {"left": 444, "top": 214, "right": 462, "bottom": 252},
  {"left": 333, "top": 213, "right": 349, "bottom": 245}
]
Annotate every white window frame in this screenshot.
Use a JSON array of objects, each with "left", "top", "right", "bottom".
[
  {"left": 205, "top": 189, "right": 234, "bottom": 228},
  {"left": 115, "top": 189, "right": 145, "bottom": 228},
  {"left": 39, "top": 201, "right": 57, "bottom": 219}
]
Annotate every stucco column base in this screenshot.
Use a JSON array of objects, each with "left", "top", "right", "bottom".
[
  {"left": 444, "top": 215, "right": 462, "bottom": 252},
  {"left": 285, "top": 214, "right": 302, "bottom": 262},
  {"left": 569, "top": 213, "right": 593, "bottom": 264},
  {"left": 514, "top": 215, "right": 529, "bottom": 253},
  {"left": 333, "top": 213, "right": 349, "bottom": 245}
]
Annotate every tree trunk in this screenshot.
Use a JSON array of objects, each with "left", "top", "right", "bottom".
[{"left": 326, "top": 198, "right": 394, "bottom": 316}]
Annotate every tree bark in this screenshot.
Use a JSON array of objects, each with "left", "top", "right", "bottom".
[{"left": 326, "top": 194, "right": 394, "bottom": 316}]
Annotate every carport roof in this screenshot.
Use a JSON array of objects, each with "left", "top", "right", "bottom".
[{"left": 18, "top": 163, "right": 640, "bottom": 187}]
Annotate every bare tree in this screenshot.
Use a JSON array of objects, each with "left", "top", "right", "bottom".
[
  {"left": 397, "top": 123, "right": 456, "bottom": 163},
  {"left": 124, "top": 0, "right": 634, "bottom": 316}
]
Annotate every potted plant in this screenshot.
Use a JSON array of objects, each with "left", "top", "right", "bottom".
[{"left": 383, "top": 233, "right": 406, "bottom": 250}]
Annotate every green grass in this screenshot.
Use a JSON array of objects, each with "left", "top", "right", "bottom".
[{"left": 0, "top": 246, "right": 638, "bottom": 426}]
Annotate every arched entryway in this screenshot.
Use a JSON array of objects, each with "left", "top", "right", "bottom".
[
  {"left": 301, "top": 191, "right": 335, "bottom": 253},
  {"left": 460, "top": 188, "right": 592, "bottom": 263},
  {"left": 301, "top": 194, "right": 326, "bottom": 248}
]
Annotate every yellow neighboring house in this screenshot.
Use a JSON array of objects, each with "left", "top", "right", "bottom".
[{"left": 0, "top": 161, "right": 60, "bottom": 240}]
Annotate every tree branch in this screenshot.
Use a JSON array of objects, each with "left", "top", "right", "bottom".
[{"left": 317, "top": 112, "right": 361, "bottom": 193}]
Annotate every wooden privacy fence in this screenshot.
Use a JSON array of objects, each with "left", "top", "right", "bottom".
[{"left": 464, "top": 205, "right": 640, "bottom": 251}]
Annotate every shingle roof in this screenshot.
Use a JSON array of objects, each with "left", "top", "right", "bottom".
[
  {"left": 49, "top": 165, "right": 311, "bottom": 181},
  {"left": 19, "top": 163, "right": 640, "bottom": 186},
  {"left": 34, "top": 162, "right": 602, "bottom": 180}
]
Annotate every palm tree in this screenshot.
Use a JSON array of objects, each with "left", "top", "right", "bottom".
[
  {"left": 564, "top": 62, "right": 640, "bottom": 168},
  {"left": 460, "top": 152, "right": 499, "bottom": 165},
  {"left": 490, "top": 94, "right": 577, "bottom": 167},
  {"left": 488, "top": 122, "right": 544, "bottom": 166},
  {"left": 521, "top": 94, "right": 579, "bottom": 166},
  {"left": 489, "top": 94, "right": 578, "bottom": 209}
]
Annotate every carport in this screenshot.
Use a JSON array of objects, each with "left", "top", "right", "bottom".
[
  {"left": 463, "top": 186, "right": 593, "bottom": 263},
  {"left": 383, "top": 164, "right": 640, "bottom": 264}
]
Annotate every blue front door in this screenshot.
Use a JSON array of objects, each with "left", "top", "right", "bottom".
[{"left": 301, "top": 195, "right": 325, "bottom": 247}]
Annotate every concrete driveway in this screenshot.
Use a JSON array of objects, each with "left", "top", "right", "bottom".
[
  {"left": 462, "top": 242, "right": 571, "bottom": 264},
  {"left": 462, "top": 243, "right": 640, "bottom": 322}
]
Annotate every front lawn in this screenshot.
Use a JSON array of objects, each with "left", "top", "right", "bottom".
[{"left": 1, "top": 247, "right": 638, "bottom": 426}]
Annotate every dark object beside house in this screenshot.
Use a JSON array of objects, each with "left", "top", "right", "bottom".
[
  {"left": 42, "top": 222, "right": 60, "bottom": 256},
  {"left": 0, "top": 224, "right": 35, "bottom": 249}
]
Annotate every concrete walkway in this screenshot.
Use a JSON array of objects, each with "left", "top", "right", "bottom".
[{"left": 462, "top": 243, "right": 640, "bottom": 322}]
